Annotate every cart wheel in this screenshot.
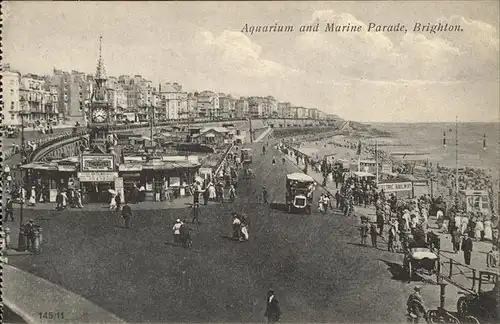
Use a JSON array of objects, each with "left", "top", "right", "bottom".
[
  {"left": 446, "top": 312, "right": 460, "bottom": 324},
  {"left": 457, "top": 297, "right": 469, "bottom": 316},
  {"left": 426, "top": 310, "right": 438, "bottom": 324},
  {"left": 463, "top": 315, "right": 480, "bottom": 324}
]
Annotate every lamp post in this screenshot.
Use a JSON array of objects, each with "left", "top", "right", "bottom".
[
  {"left": 442, "top": 117, "right": 462, "bottom": 207},
  {"left": 149, "top": 104, "right": 157, "bottom": 148},
  {"left": 18, "top": 97, "right": 29, "bottom": 251}
]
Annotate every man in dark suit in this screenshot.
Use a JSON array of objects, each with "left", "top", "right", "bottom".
[
  {"left": 121, "top": 203, "right": 132, "bottom": 229},
  {"left": 264, "top": 289, "right": 281, "bottom": 323},
  {"left": 461, "top": 232, "right": 473, "bottom": 265}
]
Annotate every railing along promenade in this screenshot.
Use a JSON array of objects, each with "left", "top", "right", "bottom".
[{"left": 26, "top": 117, "right": 333, "bottom": 163}]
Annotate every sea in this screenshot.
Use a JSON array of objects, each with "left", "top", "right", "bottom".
[{"left": 366, "top": 122, "right": 500, "bottom": 177}]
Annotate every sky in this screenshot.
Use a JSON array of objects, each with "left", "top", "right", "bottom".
[{"left": 3, "top": 1, "right": 499, "bottom": 123}]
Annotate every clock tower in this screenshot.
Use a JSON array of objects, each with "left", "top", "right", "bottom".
[{"left": 88, "top": 36, "right": 112, "bottom": 153}]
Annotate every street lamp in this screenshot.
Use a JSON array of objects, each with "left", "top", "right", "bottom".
[
  {"left": 149, "top": 104, "right": 155, "bottom": 147},
  {"left": 442, "top": 117, "right": 460, "bottom": 207},
  {"left": 18, "top": 97, "right": 29, "bottom": 251}
]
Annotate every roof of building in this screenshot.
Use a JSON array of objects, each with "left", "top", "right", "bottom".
[{"left": 200, "top": 127, "right": 229, "bottom": 134}]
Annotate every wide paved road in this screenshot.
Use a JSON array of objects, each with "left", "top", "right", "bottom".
[{"left": 10, "top": 142, "right": 412, "bottom": 323}]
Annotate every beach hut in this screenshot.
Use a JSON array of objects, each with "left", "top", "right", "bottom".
[{"left": 458, "top": 190, "right": 490, "bottom": 215}]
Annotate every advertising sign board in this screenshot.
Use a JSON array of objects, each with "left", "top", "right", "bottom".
[
  {"left": 119, "top": 164, "right": 143, "bottom": 171},
  {"left": 78, "top": 172, "right": 118, "bottom": 182},
  {"left": 378, "top": 181, "right": 413, "bottom": 192},
  {"left": 81, "top": 154, "right": 115, "bottom": 171}
]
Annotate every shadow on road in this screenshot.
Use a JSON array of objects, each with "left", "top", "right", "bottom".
[
  {"left": 379, "top": 259, "right": 424, "bottom": 283},
  {"left": 269, "top": 202, "right": 288, "bottom": 212},
  {"left": 346, "top": 242, "right": 393, "bottom": 253},
  {"left": 220, "top": 235, "right": 239, "bottom": 241}
]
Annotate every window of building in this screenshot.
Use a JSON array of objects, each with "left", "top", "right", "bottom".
[
  {"left": 11, "top": 113, "right": 15, "bottom": 120},
  {"left": 11, "top": 102, "right": 15, "bottom": 110}
]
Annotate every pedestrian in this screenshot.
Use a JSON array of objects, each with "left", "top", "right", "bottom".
[
  {"left": 109, "top": 194, "right": 117, "bottom": 210},
  {"left": 75, "top": 189, "right": 83, "bottom": 208},
  {"left": 121, "top": 203, "right": 132, "bottom": 228},
  {"left": 24, "top": 219, "right": 36, "bottom": 251},
  {"left": 486, "top": 245, "right": 499, "bottom": 268},
  {"left": 115, "top": 193, "right": 122, "bottom": 211},
  {"left": 359, "top": 219, "right": 369, "bottom": 245},
  {"left": 55, "top": 191, "right": 63, "bottom": 210},
  {"left": 264, "top": 289, "right": 281, "bottom": 323},
  {"left": 173, "top": 219, "right": 183, "bottom": 245},
  {"left": 228, "top": 184, "right": 236, "bottom": 202},
  {"left": 370, "top": 222, "right": 378, "bottom": 248},
  {"left": 335, "top": 190, "right": 340, "bottom": 208},
  {"left": 232, "top": 213, "right": 242, "bottom": 240},
  {"left": 475, "top": 214, "right": 485, "bottom": 241},
  {"left": 388, "top": 218, "right": 399, "bottom": 252},
  {"left": 191, "top": 203, "right": 201, "bottom": 225},
  {"left": 318, "top": 194, "right": 324, "bottom": 213},
  {"left": 61, "top": 190, "right": 67, "bottom": 209},
  {"left": 262, "top": 187, "right": 269, "bottom": 204},
  {"left": 323, "top": 194, "right": 331, "bottom": 213},
  {"left": 4, "top": 197, "right": 14, "bottom": 222},
  {"left": 461, "top": 232, "right": 473, "bottom": 266},
  {"left": 451, "top": 226, "right": 461, "bottom": 253},
  {"left": 203, "top": 183, "right": 210, "bottom": 205},
  {"left": 376, "top": 208, "right": 385, "bottom": 235}
]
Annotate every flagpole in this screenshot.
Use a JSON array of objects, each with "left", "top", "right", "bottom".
[
  {"left": 357, "top": 140, "right": 361, "bottom": 172},
  {"left": 375, "top": 139, "right": 379, "bottom": 185},
  {"left": 455, "top": 116, "right": 459, "bottom": 207}
]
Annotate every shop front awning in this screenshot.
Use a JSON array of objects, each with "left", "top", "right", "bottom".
[
  {"left": 205, "top": 134, "right": 216, "bottom": 138},
  {"left": 21, "top": 163, "right": 58, "bottom": 171},
  {"left": 352, "top": 171, "right": 375, "bottom": 178},
  {"left": 142, "top": 161, "right": 201, "bottom": 171}
]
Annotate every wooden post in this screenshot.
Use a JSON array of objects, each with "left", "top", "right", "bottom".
[
  {"left": 449, "top": 259, "right": 453, "bottom": 278},
  {"left": 437, "top": 256, "right": 441, "bottom": 283},
  {"left": 472, "top": 269, "right": 476, "bottom": 291},
  {"left": 439, "top": 282, "right": 447, "bottom": 310}
]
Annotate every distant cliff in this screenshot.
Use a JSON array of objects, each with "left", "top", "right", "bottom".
[{"left": 348, "top": 121, "right": 392, "bottom": 137}]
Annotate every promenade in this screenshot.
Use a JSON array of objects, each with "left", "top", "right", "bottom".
[{"left": 278, "top": 143, "right": 498, "bottom": 313}]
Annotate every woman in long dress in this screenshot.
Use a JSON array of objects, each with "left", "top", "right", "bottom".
[
  {"left": 318, "top": 195, "right": 325, "bottom": 213},
  {"left": 474, "top": 218, "right": 484, "bottom": 241},
  {"left": 109, "top": 194, "right": 117, "bottom": 210},
  {"left": 208, "top": 182, "right": 216, "bottom": 200},
  {"left": 60, "top": 190, "right": 67, "bottom": 208}
]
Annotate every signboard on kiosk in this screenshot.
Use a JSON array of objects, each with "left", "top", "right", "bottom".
[
  {"left": 78, "top": 172, "right": 118, "bottom": 182},
  {"left": 81, "top": 154, "right": 115, "bottom": 172},
  {"left": 379, "top": 181, "right": 414, "bottom": 199},
  {"left": 378, "top": 181, "right": 413, "bottom": 192}
]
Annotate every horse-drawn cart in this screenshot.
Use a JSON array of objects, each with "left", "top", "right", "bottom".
[{"left": 403, "top": 247, "right": 439, "bottom": 282}]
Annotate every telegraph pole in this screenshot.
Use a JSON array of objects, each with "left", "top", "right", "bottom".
[
  {"left": 249, "top": 117, "right": 254, "bottom": 143},
  {"left": 375, "top": 139, "right": 379, "bottom": 185},
  {"left": 455, "top": 116, "right": 459, "bottom": 207},
  {"left": 18, "top": 100, "right": 28, "bottom": 251},
  {"left": 150, "top": 104, "right": 155, "bottom": 147}
]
